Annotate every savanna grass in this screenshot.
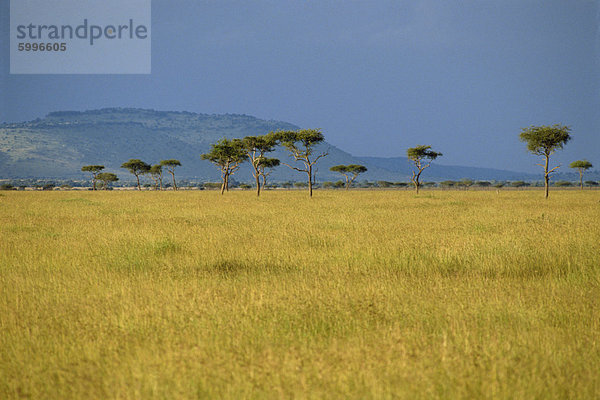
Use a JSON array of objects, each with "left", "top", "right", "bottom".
[{"left": 0, "top": 190, "right": 598, "bottom": 399}]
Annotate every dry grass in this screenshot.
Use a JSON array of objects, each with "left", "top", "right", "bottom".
[{"left": 0, "top": 190, "right": 599, "bottom": 399}]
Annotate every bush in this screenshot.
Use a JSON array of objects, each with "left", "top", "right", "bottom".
[{"left": 554, "top": 181, "right": 573, "bottom": 187}]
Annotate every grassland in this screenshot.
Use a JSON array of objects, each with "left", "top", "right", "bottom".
[{"left": 0, "top": 190, "right": 598, "bottom": 399}]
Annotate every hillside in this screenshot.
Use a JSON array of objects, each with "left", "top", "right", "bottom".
[
  {"left": 2, "top": 108, "right": 587, "bottom": 183},
  {"left": 0, "top": 108, "right": 398, "bottom": 181}
]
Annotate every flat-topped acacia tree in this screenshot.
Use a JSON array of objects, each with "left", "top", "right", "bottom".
[
  {"left": 274, "top": 129, "right": 328, "bottom": 197},
  {"left": 330, "top": 164, "right": 367, "bottom": 190},
  {"left": 81, "top": 165, "right": 104, "bottom": 190},
  {"left": 519, "top": 124, "right": 571, "bottom": 199},
  {"left": 406, "top": 145, "right": 442, "bottom": 194},
  {"left": 201, "top": 138, "right": 247, "bottom": 194},
  {"left": 242, "top": 134, "right": 278, "bottom": 197},
  {"left": 120, "top": 159, "right": 151, "bottom": 190},
  {"left": 96, "top": 172, "right": 118, "bottom": 190},
  {"left": 569, "top": 160, "right": 593, "bottom": 190},
  {"left": 160, "top": 159, "right": 182, "bottom": 191}
]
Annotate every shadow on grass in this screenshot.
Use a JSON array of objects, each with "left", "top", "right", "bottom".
[{"left": 208, "top": 259, "right": 294, "bottom": 277}]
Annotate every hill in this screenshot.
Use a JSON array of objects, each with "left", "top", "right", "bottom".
[
  {"left": 0, "top": 108, "right": 397, "bottom": 182},
  {"left": 1, "top": 108, "right": 584, "bottom": 183}
]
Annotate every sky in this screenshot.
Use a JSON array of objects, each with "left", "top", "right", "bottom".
[{"left": 1, "top": 0, "right": 598, "bottom": 172}]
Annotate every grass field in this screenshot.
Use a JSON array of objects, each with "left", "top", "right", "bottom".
[{"left": 0, "top": 190, "right": 599, "bottom": 399}]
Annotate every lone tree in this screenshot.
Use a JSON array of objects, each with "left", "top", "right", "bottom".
[
  {"left": 274, "top": 129, "right": 328, "bottom": 197},
  {"left": 160, "top": 159, "right": 182, "bottom": 191},
  {"left": 569, "top": 160, "right": 593, "bottom": 190},
  {"left": 242, "top": 134, "right": 278, "bottom": 197},
  {"left": 519, "top": 124, "right": 571, "bottom": 199},
  {"left": 81, "top": 165, "right": 104, "bottom": 190},
  {"left": 201, "top": 138, "right": 247, "bottom": 194},
  {"left": 96, "top": 172, "right": 118, "bottom": 190},
  {"left": 329, "top": 164, "right": 368, "bottom": 190},
  {"left": 149, "top": 164, "right": 163, "bottom": 190},
  {"left": 120, "top": 159, "right": 151, "bottom": 190},
  {"left": 406, "top": 145, "right": 442, "bottom": 193}
]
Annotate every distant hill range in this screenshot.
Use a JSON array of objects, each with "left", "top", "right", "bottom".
[{"left": 0, "top": 108, "right": 594, "bottom": 182}]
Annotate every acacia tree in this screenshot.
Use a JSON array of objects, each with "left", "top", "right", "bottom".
[
  {"left": 149, "top": 164, "right": 163, "bottom": 190},
  {"left": 160, "top": 159, "right": 182, "bottom": 191},
  {"left": 242, "top": 134, "right": 278, "bottom": 197},
  {"left": 406, "top": 145, "right": 442, "bottom": 193},
  {"left": 519, "top": 124, "right": 571, "bottom": 199},
  {"left": 201, "top": 138, "right": 247, "bottom": 194},
  {"left": 81, "top": 165, "right": 104, "bottom": 190},
  {"left": 569, "top": 160, "right": 593, "bottom": 190},
  {"left": 329, "top": 164, "right": 367, "bottom": 190},
  {"left": 96, "top": 172, "right": 118, "bottom": 190},
  {"left": 258, "top": 157, "right": 280, "bottom": 189},
  {"left": 120, "top": 159, "right": 151, "bottom": 190},
  {"left": 274, "top": 129, "right": 328, "bottom": 197}
]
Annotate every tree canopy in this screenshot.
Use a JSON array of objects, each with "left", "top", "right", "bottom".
[
  {"left": 519, "top": 124, "right": 571, "bottom": 156},
  {"left": 96, "top": 172, "right": 118, "bottom": 189}
]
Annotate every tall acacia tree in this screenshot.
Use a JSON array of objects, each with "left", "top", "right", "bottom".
[
  {"left": 275, "top": 129, "right": 328, "bottom": 197},
  {"left": 569, "top": 160, "right": 593, "bottom": 190},
  {"left": 329, "top": 164, "right": 367, "bottom": 190},
  {"left": 149, "top": 164, "right": 163, "bottom": 190},
  {"left": 519, "top": 124, "right": 571, "bottom": 199},
  {"left": 120, "top": 159, "right": 151, "bottom": 190},
  {"left": 201, "top": 138, "right": 247, "bottom": 194},
  {"left": 96, "top": 172, "right": 118, "bottom": 190},
  {"left": 160, "top": 159, "right": 182, "bottom": 191},
  {"left": 242, "top": 134, "right": 278, "bottom": 197},
  {"left": 81, "top": 165, "right": 104, "bottom": 190},
  {"left": 407, "top": 145, "right": 442, "bottom": 194}
]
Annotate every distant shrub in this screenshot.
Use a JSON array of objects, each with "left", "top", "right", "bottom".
[{"left": 554, "top": 180, "right": 573, "bottom": 187}]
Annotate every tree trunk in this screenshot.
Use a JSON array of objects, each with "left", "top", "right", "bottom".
[
  {"left": 136, "top": 174, "right": 141, "bottom": 191},
  {"left": 220, "top": 173, "right": 226, "bottom": 195},
  {"left": 345, "top": 175, "right": 350, "bottom": 190},
  {"left": 261, "top": 174, "right": 267, "bottom": 190},
  {"left": 411, "top": 170, "right": 420, "bottom": 194},
  {"left": 544, "top": 155, "right": 549, "bottom": 199},
  {"left": 170, "top": 171, "right": 177, "bottom": 191},
  {"left": 92, "top": 176, "right": 97, "bottom": 191},
  {"left": 579, "top": 170, "right": 583, "bottom": 190},
  {"left": 255, "top": 174, "right": 261, "bottom": 197},
  {"left": 308, "top": 166, "right": 313, "bottom": 197}
]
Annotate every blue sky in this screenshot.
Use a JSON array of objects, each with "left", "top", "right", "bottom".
[{"left": 1, "top": 0, "right": 598, "bottom": 172}]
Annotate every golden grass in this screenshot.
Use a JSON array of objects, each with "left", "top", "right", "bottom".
[{"left": 0, "top": 190, "right": 599, "bottom": 399}]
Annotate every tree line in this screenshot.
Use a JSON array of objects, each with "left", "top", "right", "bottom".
[{"left": 80, "top": 124, "right": 593, "bottom": 198}]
